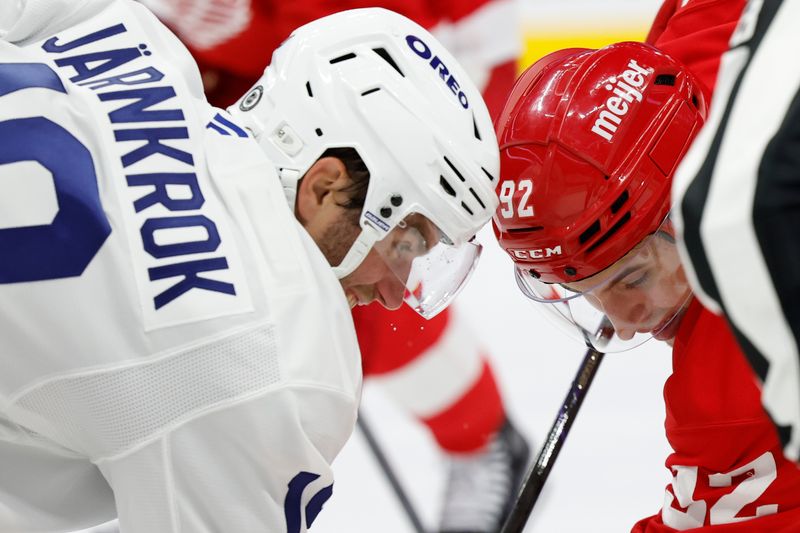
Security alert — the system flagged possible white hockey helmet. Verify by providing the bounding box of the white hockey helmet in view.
[228,8,500,317]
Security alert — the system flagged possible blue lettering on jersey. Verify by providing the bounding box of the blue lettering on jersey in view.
[54,46,146,83]
[0,64,111,283]
[80,67,165,91]
[148,258,235,310]
[115,127,193,167]
[39,23,239,310]
[284,472,334,533]
[100,86,184,123]
[126,172,204,212]
[141,215,221,259]
[42,23,127,53]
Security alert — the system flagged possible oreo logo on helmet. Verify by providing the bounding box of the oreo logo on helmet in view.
[406,35,469,109]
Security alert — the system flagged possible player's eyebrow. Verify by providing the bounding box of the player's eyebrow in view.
[606,265,644,290]
[561,263,643,293]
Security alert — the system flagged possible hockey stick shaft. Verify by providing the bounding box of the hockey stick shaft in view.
[499,345,605,533]
[357,412,428,533]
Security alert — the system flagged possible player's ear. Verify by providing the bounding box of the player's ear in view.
[295,157,350,224]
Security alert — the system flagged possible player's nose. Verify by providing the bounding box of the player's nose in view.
[376,273,405,310]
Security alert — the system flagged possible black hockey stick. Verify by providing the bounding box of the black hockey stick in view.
[357,411,428,533]
[499,321,613,533]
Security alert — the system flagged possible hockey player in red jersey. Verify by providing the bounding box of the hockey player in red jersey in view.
[135,1,529,532]
[493,1,800,530]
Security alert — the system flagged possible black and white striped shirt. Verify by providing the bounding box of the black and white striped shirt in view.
[672,0,800,460]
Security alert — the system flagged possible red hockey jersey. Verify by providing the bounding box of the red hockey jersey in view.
[633,300,800,531]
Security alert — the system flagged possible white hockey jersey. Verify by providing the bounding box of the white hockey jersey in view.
[0,1,362,532]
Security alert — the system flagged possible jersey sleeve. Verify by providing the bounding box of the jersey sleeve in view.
[649,0,747,99]
[631,302,800,531]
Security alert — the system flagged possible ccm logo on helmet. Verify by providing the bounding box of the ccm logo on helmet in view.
[510,246,562,260]
[591,59,652,142]
[406,35,469,109]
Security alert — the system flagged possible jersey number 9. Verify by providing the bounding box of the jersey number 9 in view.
[0,63,111,283]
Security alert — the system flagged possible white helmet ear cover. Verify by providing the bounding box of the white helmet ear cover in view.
[228,8,500,306]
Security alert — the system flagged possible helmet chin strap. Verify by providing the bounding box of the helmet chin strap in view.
[332,226,381,279]
[278,164,384,280]
[278,167,302,209]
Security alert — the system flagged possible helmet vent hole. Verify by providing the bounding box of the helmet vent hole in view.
[330,52,357,64]
[481,167,496,182]
[440,176,457,197]
[361,87,381,96]
[654,74,676,86]
[472,113,482,140]
[691,94,700,108]
[508,226,544,234]
[610,190,629,214]
[586,212,632,254]
[579,220,601,244]
[461,201,474,216]
[306,82,314,97]
[443,156,466,182]
[469,187,486,209]
[315,128,323,137]
[372,48,405,77]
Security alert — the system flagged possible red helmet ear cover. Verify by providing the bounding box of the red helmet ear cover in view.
[493,41,706,284]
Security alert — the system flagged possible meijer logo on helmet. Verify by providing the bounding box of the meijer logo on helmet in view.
[406,35,469,109]
[591,59,652,142]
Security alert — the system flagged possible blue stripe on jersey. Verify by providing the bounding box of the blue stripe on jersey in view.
[213,112,248,137]
[206,121,229,135]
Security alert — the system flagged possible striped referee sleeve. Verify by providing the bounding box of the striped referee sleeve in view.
[672,0,800,460]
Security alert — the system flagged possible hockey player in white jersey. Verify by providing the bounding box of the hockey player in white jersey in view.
[0,1,500,532]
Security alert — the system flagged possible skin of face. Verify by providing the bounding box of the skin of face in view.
[564,231,692,344]
[294,156,408,310]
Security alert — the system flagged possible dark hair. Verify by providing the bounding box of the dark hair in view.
[320,147,370,210]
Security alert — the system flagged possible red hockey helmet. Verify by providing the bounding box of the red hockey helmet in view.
[493,42,706,350]
[493,41,706,284]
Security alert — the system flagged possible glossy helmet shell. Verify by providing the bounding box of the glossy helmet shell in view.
[228,8,499,276]
[492,42,706,283]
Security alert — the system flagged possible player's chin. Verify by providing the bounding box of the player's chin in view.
[653,326,677,342]
[652,308,687,342]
